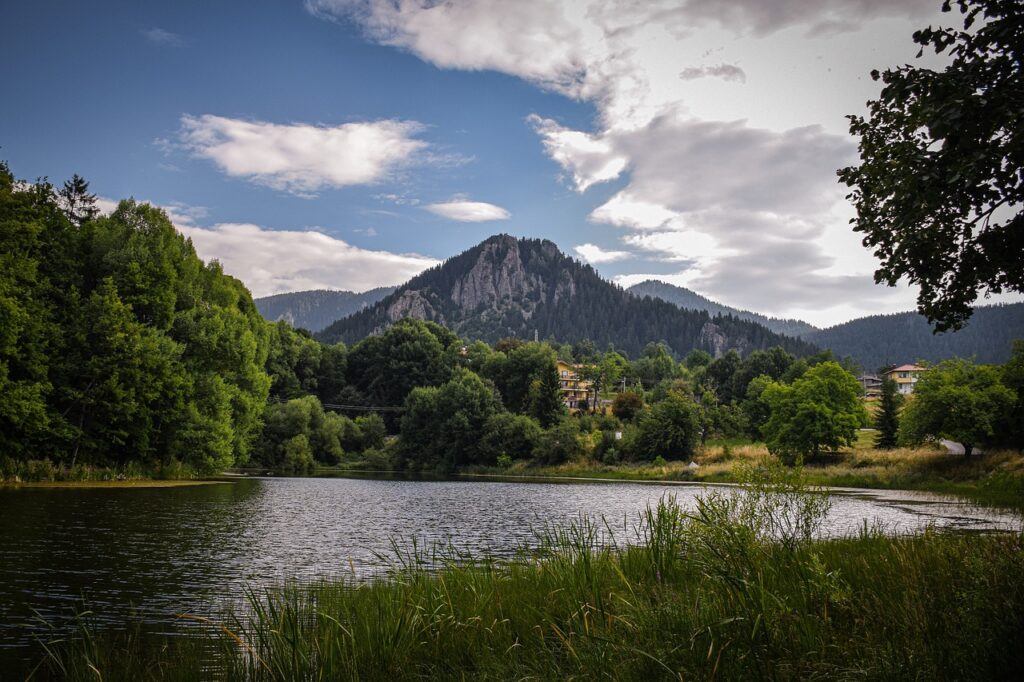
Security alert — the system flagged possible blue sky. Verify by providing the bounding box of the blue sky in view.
[3,0,1014,326]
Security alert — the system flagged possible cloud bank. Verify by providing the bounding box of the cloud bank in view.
[96,197,437,297]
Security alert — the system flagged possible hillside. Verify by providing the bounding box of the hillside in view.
[626,280,819,338]
[806,305,1024,371]
[255,287,395,332]
[627,279,1023,370]
[317,235,817,358]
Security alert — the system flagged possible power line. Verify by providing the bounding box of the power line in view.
[268,396,404,412]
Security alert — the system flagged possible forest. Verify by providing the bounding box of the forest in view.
[3,163,1022,481]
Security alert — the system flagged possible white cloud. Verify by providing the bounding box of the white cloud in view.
[94,197,436,296]
[177,114,429,196]
[528,115,629,190]
[588,193,679,230]
[574,243,631,264]
[425,199,510,222]
[142,27,185,47]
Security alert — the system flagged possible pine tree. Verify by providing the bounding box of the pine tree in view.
[58,174,98,226]
[530,359,564,427]
[874,377,902,449]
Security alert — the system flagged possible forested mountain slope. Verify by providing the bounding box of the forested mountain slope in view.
[806,304,1024,370]
[626,280,819,338]
[317,235,817,358]
[255,287,395,332]
[626,278,1023,370]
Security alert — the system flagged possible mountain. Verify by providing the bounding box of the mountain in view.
[629,279,1023,370]
[626,280,820,338]
[805,305,1024,371]
[255,287,395,332]
[316,234,817,358]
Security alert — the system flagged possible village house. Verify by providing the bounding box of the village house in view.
[883,364,928,395]
[556,359,592,410]
[858,374,883,397]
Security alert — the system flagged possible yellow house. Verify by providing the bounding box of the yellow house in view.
[884,364,927,395]
[556,360,593,410]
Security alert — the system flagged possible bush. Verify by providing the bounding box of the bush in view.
[533,418,584,465]
[480,413,542,464]
[634,392,701,461]
[612,391,644,421]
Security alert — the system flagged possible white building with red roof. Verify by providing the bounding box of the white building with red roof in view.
[883,364,928,395]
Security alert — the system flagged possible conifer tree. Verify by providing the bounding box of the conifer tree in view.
[874,377,902,449]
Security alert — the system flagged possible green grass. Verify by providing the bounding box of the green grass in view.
[21,465,1024,680]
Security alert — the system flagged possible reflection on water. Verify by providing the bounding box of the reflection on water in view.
[0,476,1019,650]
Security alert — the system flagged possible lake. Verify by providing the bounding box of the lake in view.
[0,476,1019,652]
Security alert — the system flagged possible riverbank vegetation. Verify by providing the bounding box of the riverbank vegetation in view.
[23,468,1024,680]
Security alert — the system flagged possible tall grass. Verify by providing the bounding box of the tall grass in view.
[24,466,1024,680]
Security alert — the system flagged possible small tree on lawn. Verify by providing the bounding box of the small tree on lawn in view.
[899,358,1014,456]
[874,377,903,449]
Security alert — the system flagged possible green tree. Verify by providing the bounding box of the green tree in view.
[354,413,386,450]
[398,369,501,471]
[1001,340,1024,449]
[611,391,644,422]
[480,412,542,463]
[899,358,1014,456]
[0,163,56,456]
[346,318,453,410]
[634,392,702,461]
[481,342,558,413]
[532,418,584,465]
[839,0,1023,331]
[740,374,774,439]
[529,358,564,427]
[762,362,868,464]
[874,377,904,449]
[57,174,98,226]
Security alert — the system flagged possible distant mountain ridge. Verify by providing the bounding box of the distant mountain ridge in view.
[316,234,817,358]
[626,280,820,338]
[255,287,395,332]
[806,305,1024,370]
[627,279,1023,370]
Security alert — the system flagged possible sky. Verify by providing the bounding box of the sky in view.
[3,0,1017,327]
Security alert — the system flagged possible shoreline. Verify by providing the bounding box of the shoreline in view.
[0,479,232,489]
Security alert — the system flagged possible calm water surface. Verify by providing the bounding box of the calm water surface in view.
[0,476,1019,650]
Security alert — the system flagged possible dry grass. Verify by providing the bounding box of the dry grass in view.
[497,433,1024,509]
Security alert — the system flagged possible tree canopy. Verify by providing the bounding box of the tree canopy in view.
[900,358,1015,455]
[762,362,868,463]
[839,0,1023,331]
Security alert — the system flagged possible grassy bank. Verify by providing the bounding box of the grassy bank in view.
[22,469,1024,680]
[473,433,1024,510]
[0,456,206,485]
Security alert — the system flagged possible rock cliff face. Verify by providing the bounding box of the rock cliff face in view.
[698,321,751,358]
[386,290,434,322]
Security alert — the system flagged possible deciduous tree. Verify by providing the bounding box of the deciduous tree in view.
[839,0,1023,330]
